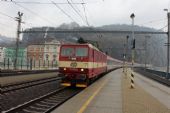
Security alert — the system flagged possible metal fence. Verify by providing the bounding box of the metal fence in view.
[145,68,170,79]
[0,58,58,70]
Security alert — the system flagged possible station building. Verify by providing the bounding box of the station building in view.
[0,47,5,67]
[27,40,61,68]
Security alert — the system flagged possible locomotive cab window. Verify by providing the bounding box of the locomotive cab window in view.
[61,47,74,56]
[75,47,88,57]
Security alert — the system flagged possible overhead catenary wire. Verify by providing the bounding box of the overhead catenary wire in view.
[70,0,81,13]
[0,1,58,32]
[80,0,103,49]
[21,21,38,30]
[0,11,15,20]
[0,22,16,37]
[69,0,90,26]
[0,11,19,30]
[139,18,167,26]
[67,0,87,26]
[168,0,170,10]
[11,1,58,26]
[0,20,15,27]
[0,7,33,29]
[81,0,90,26]
[0,0,85,5]
[0,0,86,26]
[51,1,76,23]
[0,22,16,31]
[158,25,168,31]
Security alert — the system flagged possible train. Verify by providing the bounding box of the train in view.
[58,43,122,87]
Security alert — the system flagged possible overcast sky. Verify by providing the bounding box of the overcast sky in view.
[0,0,170,38]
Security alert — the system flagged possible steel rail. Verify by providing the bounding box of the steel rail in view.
[1,76,61,93]
[135,68,170,86]
[3,87,82,113]
[0,69,58,77]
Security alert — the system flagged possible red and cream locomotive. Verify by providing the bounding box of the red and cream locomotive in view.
[58,43,107,87]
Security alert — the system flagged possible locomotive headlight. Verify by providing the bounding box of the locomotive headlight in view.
[81,68,84,71]
[64,68,66,70]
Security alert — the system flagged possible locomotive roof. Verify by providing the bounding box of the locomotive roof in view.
[61,43,100,51]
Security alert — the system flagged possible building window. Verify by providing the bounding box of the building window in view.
[46,54,49,60]
[39,55,42,59]
[31,48,34,51]
[36,47,40,51]
[53,55,56,61]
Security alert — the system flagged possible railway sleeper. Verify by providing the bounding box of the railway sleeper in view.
[30,105,48,111]
[23,108,43,113]
[35,103,51,108]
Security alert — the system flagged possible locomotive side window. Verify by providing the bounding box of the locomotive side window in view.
[61,47,74,56]
[75,47,88,57]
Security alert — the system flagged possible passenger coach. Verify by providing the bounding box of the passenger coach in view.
[58,43,107,87]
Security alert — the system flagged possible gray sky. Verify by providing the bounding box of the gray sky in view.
[0,0,170,38]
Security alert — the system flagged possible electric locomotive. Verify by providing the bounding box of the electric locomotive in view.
[58,43,107,87]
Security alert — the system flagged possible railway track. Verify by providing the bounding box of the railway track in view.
[1,76,61,93]
[1,67,120,112]
[135,68,170,86]
[3,87,82,113]
[1,76,62,111]
[0,69,58,77]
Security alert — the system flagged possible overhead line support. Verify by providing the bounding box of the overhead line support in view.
[14,11,23,70]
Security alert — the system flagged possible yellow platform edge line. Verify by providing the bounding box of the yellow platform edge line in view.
[77,79,108,113]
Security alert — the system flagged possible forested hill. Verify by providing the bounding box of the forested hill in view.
[21,22,167,66]
[0,34,15,47]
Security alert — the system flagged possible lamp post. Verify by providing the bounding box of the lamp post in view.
[126,35,129,62]
[123,42,126,73]
[130,13,135,69]
[125,35,129,76]
[130,13,135,88]
[164,9,170,79]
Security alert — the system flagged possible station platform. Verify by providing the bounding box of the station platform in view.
[52,69,170,113]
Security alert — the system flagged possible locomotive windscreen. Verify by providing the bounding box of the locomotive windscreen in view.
[61,46,88,57]
[75,48,88,57]
[61,47,74,56]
